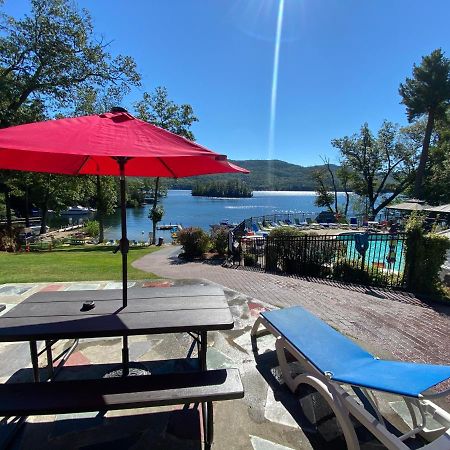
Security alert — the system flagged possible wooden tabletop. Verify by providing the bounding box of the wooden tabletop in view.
[0,285,234,342]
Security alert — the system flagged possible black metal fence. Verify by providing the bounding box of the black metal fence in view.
[237,233,407,288]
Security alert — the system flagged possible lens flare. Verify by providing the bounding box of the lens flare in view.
[267,0,285,186]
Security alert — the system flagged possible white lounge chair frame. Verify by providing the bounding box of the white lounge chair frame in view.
[251,315,450,450]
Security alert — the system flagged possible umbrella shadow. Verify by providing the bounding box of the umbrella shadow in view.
[3,409,202,450]
[168,255,226,267]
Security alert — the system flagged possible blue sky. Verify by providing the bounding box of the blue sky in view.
[4,0,450,166]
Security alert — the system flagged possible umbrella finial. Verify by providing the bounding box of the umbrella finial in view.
[110,106,128,113]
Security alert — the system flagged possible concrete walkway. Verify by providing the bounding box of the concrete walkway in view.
[134,246,450,369]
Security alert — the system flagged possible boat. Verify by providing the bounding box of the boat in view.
[210,220,238,231]
[157,224,182,231]
[28,225,50,235]
[60,206,96,216]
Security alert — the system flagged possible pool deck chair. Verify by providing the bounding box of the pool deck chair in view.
[251,307,450,450]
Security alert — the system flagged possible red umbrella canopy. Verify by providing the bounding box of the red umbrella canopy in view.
[0,110,249,177]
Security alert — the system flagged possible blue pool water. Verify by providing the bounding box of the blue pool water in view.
[337,234,405,272]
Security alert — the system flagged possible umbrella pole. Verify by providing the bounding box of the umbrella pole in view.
[118,158,129,308]
[118,157,130,375]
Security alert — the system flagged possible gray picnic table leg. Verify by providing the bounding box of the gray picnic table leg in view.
[45,340,54,379]
[29,340,39,382]
[122,336,129,376]
[199,331,207,371]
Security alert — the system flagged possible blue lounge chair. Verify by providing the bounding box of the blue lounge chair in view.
[251,223,268,237]
[251,306,450,450]
[257,221,271,232]
[293,217,308,228]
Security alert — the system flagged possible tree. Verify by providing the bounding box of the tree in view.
[332,121,417,219]
[134,87,198,140]
[81,175,117,243]
[135,87,199,240]
[0,99,46,231]
[312,158,351,217]
[148,177,160,245]
[399,49,450,199]
[28,173,85,233]
[0,0,140,233]
[0,0,140,127]
[423,115,450,205]
[312,168,335,213]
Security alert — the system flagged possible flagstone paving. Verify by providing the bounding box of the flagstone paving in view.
[0,245,448,449]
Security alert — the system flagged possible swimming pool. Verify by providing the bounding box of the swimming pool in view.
[336,233,406,273]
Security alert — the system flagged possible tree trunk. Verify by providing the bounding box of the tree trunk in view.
[96,176,104,243]
[24,186,30,228]
[413,109,435,200]
[344,191,350,217]
[40,206,48,235]
[4,190,12,234]
[151,177,160,245]
[368,200,376,221]
[40,185,50,235]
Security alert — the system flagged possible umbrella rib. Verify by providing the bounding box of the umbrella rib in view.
[76,155,91,174]
[157,157,177,178]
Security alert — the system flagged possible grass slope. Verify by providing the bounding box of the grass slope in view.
[0,246,160,284]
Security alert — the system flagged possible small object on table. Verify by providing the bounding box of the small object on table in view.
[80,300,95,311]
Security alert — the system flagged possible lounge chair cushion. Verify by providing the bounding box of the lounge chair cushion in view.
[262,307,450,398]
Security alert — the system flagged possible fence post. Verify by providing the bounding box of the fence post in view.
[405,231,418,291]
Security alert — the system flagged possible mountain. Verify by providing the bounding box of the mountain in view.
[169,159,342,191]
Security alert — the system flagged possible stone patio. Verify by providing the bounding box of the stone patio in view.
[0,245,448,449]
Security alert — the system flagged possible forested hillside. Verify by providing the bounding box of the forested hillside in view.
[170,159,342,191]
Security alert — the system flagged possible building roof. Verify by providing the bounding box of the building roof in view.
[386,200,450,214]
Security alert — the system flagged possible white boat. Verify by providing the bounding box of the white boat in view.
[60,206,96,216]
[28,225,50,236]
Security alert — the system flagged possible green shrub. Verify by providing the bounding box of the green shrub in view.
[149,205,164,223]
[0,233,17,252]
[267,228,343,276]
[211,226,229,256]
[85,220,100,238]
[266,228,306,273]
[268,226,305,238]
[244,254,257,267]
[332,260,371,284]
[178,227,210,259]
[405,212,450,293]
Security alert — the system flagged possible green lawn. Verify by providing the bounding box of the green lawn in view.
[0,246,160,284]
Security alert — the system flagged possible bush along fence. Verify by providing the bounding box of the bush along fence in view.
[403,213,450,295]
[237,232,408,288]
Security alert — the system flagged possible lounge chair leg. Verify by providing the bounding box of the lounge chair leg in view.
[250,316,277,352]
[275,338,360,450]
[250,317,262,352]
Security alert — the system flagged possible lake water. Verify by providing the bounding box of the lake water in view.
[103,190,348,242]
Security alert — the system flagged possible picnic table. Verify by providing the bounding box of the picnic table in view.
[0,284,234,380]
[0,284,243,449]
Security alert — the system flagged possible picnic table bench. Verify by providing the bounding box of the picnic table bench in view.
[0,368,243,449]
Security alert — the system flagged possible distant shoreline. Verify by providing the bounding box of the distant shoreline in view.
[169,189,351,195]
